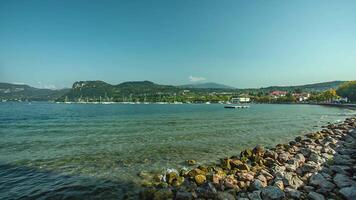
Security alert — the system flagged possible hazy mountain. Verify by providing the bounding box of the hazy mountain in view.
[0,83,70,101]
[180,82,235,89]
[259,81,346,92]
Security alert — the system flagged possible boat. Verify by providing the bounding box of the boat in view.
[224,105,250,109]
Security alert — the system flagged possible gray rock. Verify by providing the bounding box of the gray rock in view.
[294,153,305,164]
[250,179,264,191]
[339,186,356,200]
[247,190,262,200]
[196,182,217,198]
[300,148,312,157]
[330,165,351,175]
[175,191,193,200]
[300,161,320,174]
[309,152,324,164]
[261,186,285,200]
[285,187,302,199]
[278,152,290,163]
[308,172,335,193]
[217,191,236,200]
[309,173,325,186]
[334,154,352,165]
[333,173,355,188]
[303,185,315,192]
[283,172,303,189]
[308,191,325,200]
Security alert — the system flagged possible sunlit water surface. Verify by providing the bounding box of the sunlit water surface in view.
[0,102,354,199]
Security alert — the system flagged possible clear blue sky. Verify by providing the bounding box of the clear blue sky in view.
[0,0,355,89]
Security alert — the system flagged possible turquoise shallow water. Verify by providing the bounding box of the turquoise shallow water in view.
[0,102,354,199]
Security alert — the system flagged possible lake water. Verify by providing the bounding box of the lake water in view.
[0,102,354,199]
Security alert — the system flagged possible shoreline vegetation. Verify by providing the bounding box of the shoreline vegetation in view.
[138,117,356,200]
[1,81,355,105]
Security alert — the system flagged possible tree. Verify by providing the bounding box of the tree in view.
[336,81,356,102]
[318,89,338,102]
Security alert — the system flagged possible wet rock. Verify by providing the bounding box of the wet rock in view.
[217,191,236,200]
[212,173,223,184]
[264,150,278,160]
[194,174,206,185]
[229,159,243,169]
[261,186,285,200]
[248,190,262,200]
[333,173,355,188]
[285,187,302,199]
[186,159,196,165]
[339,186,356,200]
[166,171,180,184]
[153,188,174,200]
[237,163,250,171]
[172,177,185,187]
[253,145,265,156]
[308,191,325,200]
[188,168,206,178]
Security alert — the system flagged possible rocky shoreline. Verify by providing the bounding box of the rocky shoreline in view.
[139,117,356,200]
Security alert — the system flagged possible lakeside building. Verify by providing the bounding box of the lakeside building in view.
[270,91,288,99]
[293,93,310,102]
[231,97,251,103]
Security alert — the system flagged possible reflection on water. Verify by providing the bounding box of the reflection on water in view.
[0,103,354,199]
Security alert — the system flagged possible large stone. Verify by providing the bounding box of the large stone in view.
[175,191,193,200]
[334,154,352,165]
[248,190,262,200]
[285,187,302,199]
[153,188,174,200]
[216,191,236,200]
[261,186,285,200]
[194,174,206,185]
[283,172,303,189]
[224,175,238,189]
[309,173,335,192]
[308,191,325,200]
[294,154,306,164]
[333,173,355,188]
[278,152,290,163]
[237,172,254,181]
[309,152,324,164]
[339,186,356,200]
[196,182,217,199]
[250,179,264,191]
[299,161,320,174]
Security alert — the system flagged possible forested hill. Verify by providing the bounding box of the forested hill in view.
[0,80,348,102]
[0,83,69,101]
[56,80,181,102]
[253,81,346,93]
